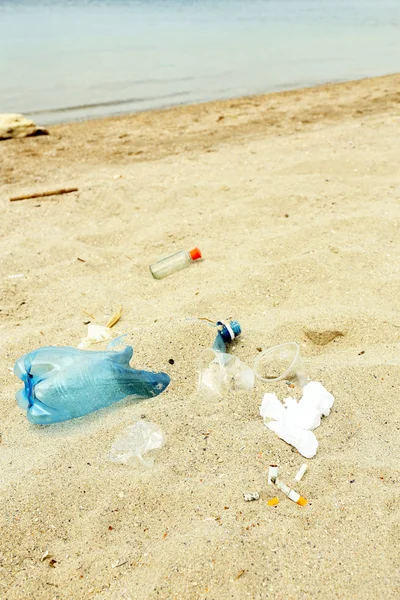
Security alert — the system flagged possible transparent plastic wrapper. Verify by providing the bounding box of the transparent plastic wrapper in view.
[253,342,307,388]
[198,320,255,397]
[108,420,165,467]
[14,346,170,425]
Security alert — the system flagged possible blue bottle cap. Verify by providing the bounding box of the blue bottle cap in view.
[217,320,241,343]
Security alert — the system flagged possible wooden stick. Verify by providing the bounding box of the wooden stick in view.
[83,310,96,320]
[9,187,78,202]
[106,306,122,329]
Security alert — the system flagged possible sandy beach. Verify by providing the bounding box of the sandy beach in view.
[1,74,400,599]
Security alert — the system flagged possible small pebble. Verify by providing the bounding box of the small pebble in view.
[243,492,260,502]
[168,359,175,365]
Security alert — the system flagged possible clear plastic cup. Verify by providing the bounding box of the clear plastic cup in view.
[253,342,307,388]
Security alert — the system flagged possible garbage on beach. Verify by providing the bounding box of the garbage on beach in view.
[254,342,307,388]
[150,247,202,279]
[268,464,279,485]
[14,346,170,425]
[78,324,113,349]
[267,465,307,506]
[260,381,335,458]
[198,320,254,397]
[243,492,260,502]
[275,478,307,506]
[78,307,123,349]
[294,463,308,482]
[267,497,279,506]
[108,420,165,467]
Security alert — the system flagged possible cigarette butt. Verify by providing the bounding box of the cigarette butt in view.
[288,489,301,503]
[275,479,307,507]
[267,497,279,506]
[275,479,290,496]
[268,464,279,485]
[294,464,308,482]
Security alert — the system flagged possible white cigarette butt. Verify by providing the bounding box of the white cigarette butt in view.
[294,464,308,482]
[268,465,279,485]
[274,478,307,506]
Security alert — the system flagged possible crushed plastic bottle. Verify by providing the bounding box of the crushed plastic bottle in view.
[198,320,255,397]
[108,420,165,467]
[14,346,170,425]
[150,247,202,279]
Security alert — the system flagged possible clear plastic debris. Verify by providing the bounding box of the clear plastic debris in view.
[108,420,165,467]
[198,320,254,397]
[253,342,307,388]
[150,247,202,279]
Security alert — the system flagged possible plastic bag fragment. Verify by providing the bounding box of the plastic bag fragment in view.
[14,346,170,425]
[108,420,165,467]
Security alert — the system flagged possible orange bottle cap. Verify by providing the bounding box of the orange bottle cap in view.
[189,247,202,261]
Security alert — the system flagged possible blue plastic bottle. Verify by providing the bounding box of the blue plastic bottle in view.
[14,345,170,425]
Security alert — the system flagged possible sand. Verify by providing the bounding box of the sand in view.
[1,74,400,599]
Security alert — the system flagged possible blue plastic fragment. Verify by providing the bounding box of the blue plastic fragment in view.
[14,345,170,425]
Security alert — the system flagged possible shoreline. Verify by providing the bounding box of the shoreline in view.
[2,72,400,191]
[24,71,399,127]
[48,71,400,134]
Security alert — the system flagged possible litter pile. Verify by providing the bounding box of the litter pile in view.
[268,464,308,507]
[11,246,337,495]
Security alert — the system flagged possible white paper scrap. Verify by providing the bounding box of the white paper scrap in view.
[260,382,335,458]
[78,324,112,349]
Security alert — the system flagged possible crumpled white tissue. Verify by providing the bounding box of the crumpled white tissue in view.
[260,381,335,458]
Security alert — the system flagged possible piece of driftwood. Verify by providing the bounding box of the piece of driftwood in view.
[9,187,78,202]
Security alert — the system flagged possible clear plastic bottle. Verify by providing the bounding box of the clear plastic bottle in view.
[150,247,202,279]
